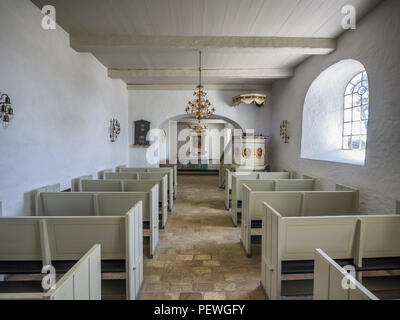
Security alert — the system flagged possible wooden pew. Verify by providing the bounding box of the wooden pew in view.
[115,165,127,172]
[138,172,173,211]
[313,249,379,300]
[261,203,400,300]
[34,184,158,258]
[241,184,359,257]
[81,179,168,228]
[0,244,102,300]
[0,203,143,300]
[147,168,176,200]
[71,174,93,192]
[121,168,175,203]
[97,169,113,179]
[225,171,292,211]
[231,178,315,227]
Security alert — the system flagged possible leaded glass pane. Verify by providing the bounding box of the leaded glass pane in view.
[352,121,361,135]
[344,109,352,122]
[352,136,360,149]
[353,107,361,121]
[361,120,368,135]
[353,93,362,106]
[360,135,367,150]
[361,105,369,120]
[344,122,352,135]
[343,136,351,150]
[344,95,352,109]
[343,71,369,151]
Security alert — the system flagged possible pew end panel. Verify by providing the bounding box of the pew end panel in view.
[71,175,93,192]
[125,201,144,300]
[336,184,360,213]
[97,169,113,180]
[34,184,61,216]
[45,244,102,300]
[313,249,379,300]
[115,165,127,172]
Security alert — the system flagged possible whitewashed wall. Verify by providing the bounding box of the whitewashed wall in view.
[270,0,400,213]
[128,89,271,166]
[0,1,129,216]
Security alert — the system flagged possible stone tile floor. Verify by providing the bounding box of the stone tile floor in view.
[139,174,265,300]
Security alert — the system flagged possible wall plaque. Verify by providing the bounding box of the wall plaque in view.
[134,120,150,146]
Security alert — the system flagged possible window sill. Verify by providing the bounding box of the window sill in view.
[301,150,366,166]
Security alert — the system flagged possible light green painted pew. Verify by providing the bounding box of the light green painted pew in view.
[81,179,168,228]
[231,177,316,226]
[0,244,101,300]
[261,202,400,300]
[0,203,143,300]
[34,184,158,258]
[241,184,360,257]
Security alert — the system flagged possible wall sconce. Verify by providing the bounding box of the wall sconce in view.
[0,93,14,128]
[280,120,290,143]
[109,118,121,142]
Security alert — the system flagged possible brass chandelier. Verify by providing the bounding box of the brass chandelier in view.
[185,51,215,131]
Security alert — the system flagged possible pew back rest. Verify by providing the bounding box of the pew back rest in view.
[275,179,315,191]
[97,192,151,221]
[36,189,157,222]
[120,168,147,173]
[302,192,357,216]
[124,180,158,192]
[313,249,378,300]
[0,218,43,261]
[34,184,61,216]
[81,180,122,192]
[104,172,138,180]
[39,193,96,216]
[46,244,101,300]
[361,215,400,258]
[250,191,303,219]
[259,172,290,179]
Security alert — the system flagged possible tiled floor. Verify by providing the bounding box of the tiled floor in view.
[139,174,265,300]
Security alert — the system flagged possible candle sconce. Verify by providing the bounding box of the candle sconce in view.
[280,120,290,143]
[109,118,121,142]
[0,93,14,128]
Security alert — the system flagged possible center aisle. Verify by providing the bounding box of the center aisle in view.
[139,174,264,300]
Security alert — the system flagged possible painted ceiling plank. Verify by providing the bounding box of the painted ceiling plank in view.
[109,68,294,80]
[71,35,336,55]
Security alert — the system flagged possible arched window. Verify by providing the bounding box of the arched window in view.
[342,71,369,150]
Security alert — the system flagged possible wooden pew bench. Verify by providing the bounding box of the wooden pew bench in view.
[225,171,292,211]
[138,172,173,211]
[0,203,143,300]
[231,177,315,227]
[108,170,174,211]
[34,184,159,258]
[261,202,400,300]
[241,184,359,257]
[0,244,101,300]
[81,178,168,228]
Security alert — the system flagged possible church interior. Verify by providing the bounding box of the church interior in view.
[0,0,399,302]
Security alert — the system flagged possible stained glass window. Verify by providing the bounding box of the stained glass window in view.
[343,71,369,150]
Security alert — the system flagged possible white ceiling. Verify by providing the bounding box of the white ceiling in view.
[31,0,383,88]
